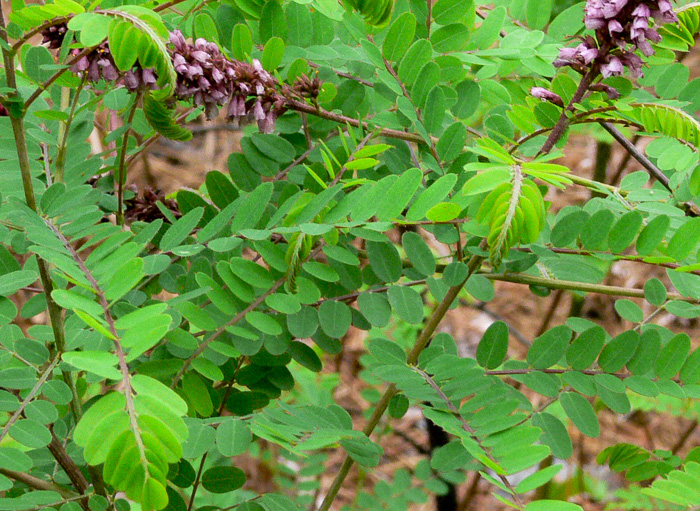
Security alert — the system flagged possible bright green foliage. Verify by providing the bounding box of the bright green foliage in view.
[3,0,700,510]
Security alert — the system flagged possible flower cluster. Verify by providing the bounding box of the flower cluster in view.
[125,186,181,222]
[70,42,120,82]
[169,30,283,130]
[40,24,307,133]
[41,23,68,49]
[554,0,677,78]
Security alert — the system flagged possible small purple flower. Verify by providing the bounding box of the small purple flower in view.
[601,56,624,77]
[608,19,624,35]
[530,87,564,107]
[602,0,628,18]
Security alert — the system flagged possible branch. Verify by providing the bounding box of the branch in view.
[314,247,486,511]
[284,98,433,146]
[599,121,700,217]
[0,469,77,499]
[0,358,59,445]
[481,271,698,303]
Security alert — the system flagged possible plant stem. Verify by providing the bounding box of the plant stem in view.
[538,69,596,155]
[55,78,87,182]
[481,271,696,302]
[0,469,77,498]
[0,0,84,430]
[116,93,142,226]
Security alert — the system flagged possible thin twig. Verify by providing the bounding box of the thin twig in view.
[480,271,697,303]
[599,121,700,216]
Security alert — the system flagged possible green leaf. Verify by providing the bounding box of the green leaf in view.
[476,321,509,369]
[560,392,599,438]
[52,289,103,318]
[525,501,583,511]
[261,36,285,71]
[368,338,407,365]
[614,299,644,323]
[644,278,667,306]
[608,211,643,253]
[627,329,661,375]
[462,169,511,196]
[598,330,640,372]
[318,300,352,338]
[667,218,700,261]
[423,86,446,135]
[470,6,505,49]
[636,214,670,255]
[382,12,416,62]
[406,174,458,220]
[159,208,203,251]
[143,94,193,141]
[104,258,144,301]
[431,23,470,52]
[426,202,461,222]
[532,412,573,459]
[376,167,423,220]
[216,420,252,457]
[9,419,51,448]
[681,348,700,385]
[230,182,274,234]
[121,314,171,361]
[287,306,319,338]
[398,39,432,87]
[206,171,239,210]
[289,341,322,371]
[527,325,571,369]
[387,285,424,324]
[366,240,402,283]
[566,326,605,370]
[526,0,551,29]
[259,0,286,42]
[452,79,480,119]
[515,465,562,494]
[0,270,37,296]
[655,333,691,379]
[231,23,253,60]
[402,232,436,277]
[433,0,473,24]
[551,211,588,247]
[250,133,295,164]
[201,466,246,494]
[62,351,122,380]
[357,293,392,327]
[436,122,467,162]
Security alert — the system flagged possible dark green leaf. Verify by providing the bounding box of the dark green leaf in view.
[655,333,691,379]
[387,285,424,324]
[476,321,509,369]
[527,325,571,369]
[201,466,246,494]
[560,392,599,438]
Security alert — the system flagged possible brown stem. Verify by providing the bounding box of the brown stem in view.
[47,432,90,511]
[285,98,433,146]
[116,93,142,226]
[538,70,596,155]
[0,468,77,498]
